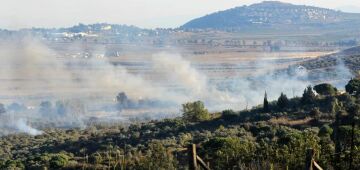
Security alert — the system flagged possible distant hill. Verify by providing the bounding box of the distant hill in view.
[181,1,360,31]
[22,23,150,36]
[60,23,144,34]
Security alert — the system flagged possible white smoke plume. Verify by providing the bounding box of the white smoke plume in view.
[0,36,355,135]
[15,119,43,136]
[0,113,43,136]
[152,53,208,95]
[151,53,238,106]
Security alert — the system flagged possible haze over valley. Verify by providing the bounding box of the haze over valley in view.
[0,1,360,169]
[0,1,359,133]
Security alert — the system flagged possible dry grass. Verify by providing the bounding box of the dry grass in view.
[269,117,313,126]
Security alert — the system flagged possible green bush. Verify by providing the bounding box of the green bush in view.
[346,78,360,95]
[314,83,338,96]
[221,109,238,120]
[319,124,333,137]
[136,141,177,170]
[203,137,256,169]
[89,152,103,164]
[2,160,25,170]
[182,101,209,122]
[49,154,69,169]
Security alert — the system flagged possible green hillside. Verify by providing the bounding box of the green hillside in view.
[1,79,360,169]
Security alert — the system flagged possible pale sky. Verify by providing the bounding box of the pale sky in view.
[1,0,359,30]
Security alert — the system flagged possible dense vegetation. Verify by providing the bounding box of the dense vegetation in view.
[1,79,360,169]
[300,46,360,76]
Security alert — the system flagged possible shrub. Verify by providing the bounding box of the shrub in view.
[319,124,333,137]
[2,160,25,169]
[49,154,69,169]
[182,101,209,122]
[203,137,256,169]
[314,83,338,96]
[221,109,238,120]
[141,141,177,170]
[309,108,322,119]
[89,152,103,164]
[345,78,360,95]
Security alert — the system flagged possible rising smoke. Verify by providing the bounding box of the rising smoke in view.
[15,119,43,136]
[0,37,354,135]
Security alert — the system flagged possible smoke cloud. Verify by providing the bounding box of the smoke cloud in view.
[15,119,43,136]
[0,37,354,135]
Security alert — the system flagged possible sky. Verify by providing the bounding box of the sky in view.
[1,0,360,30]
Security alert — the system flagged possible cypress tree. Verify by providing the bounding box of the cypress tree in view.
[263,91,270,112]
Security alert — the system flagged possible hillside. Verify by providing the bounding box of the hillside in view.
[0,80,359,169]
[300,46,360,76]
[181,1,360,31]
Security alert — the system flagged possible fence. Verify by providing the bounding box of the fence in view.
[188,145,324,170]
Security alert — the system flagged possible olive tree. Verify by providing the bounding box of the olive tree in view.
[314,83,338,96]
[182,101,209,122]
[346,78,360,96]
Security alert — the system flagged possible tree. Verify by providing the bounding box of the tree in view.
[7,103,26,112]
[116,92,130,109]
[89,152,103,164]
[347,104,360,170]
[141,141,177,170]
[182,101,209,122]
[49,154,69,168]
[203,137,256,169]
[55,101,66,116]
[301,86,316,104]
[319,124,333,137]
[328,97,341,117]
[345,78,360,96]
[39,101,53,115]
[263,91,270,112]
[309,108,322,119]
[314,83,338,96]
[2,160,24,169]
[0,103,5,115]
[277,92,289,109]
[221,109,237,120]
[332,110,350,169]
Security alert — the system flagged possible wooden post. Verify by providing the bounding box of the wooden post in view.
[188,144,198,170]
[197,155,211,170]
[305,148,314,170]
[313,161,323,170]
[122,155,125,170]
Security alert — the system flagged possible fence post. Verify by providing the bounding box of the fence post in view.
[188,144,198,170]
[305,148,314,170]
[197,155,211,170]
